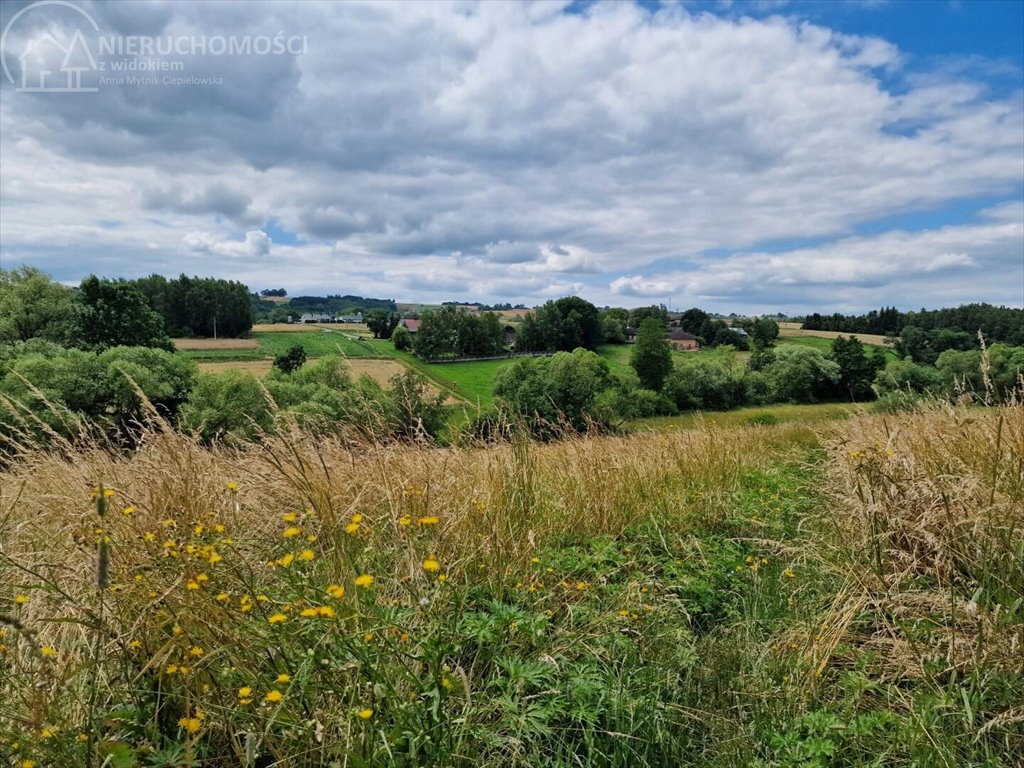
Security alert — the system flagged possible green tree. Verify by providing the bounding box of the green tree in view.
[273,344,307,374]
[629,305,669,329]
[494,348,620,431]
[829,336,884,401]
[366,310,400,339]
[71,276,172,350]
[391,325,412,351]
[630,318,673,391]
[602,313,627,344]
[0,266,74,344]
[179,371,274,443]
[764,346,841,403]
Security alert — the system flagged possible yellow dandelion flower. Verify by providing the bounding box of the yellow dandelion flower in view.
[297,549,315,561]
[214,523,226,533]
[264,689,284,703]
[417,516,439,526]
[193,524,205,535]
[317,605,335,618]
[186,580,200,591]
[208,552,223,564]
[238,686,253,698]
[422,556,441,572]
[306,534,317,542]
[15,594,28,605]
[40,727,56,738]
[276,553,295,568]
[122,506,136,516]
[398,515,412,526]
[354,574,374,588]
[40,646,58,658]
[275,673,291,684]
[282,512,298,523]
[530,557,540,564]
[299,607,318,618]
[128,639,142,649]
[189,646,204,657]
[268,613,288,625]
[357,708,373,719]
[351,513,364,524]
[783,567,796,578]
[178,716,203,734]
[282,526,301,539]
[326,584,345,599]
[256,594,269,602]
[143,531,157,542]
[21,760,37,768]
[345,522,361,534]
[227,482,239,492]
[165,663,179,674]
[437,574,448,584]
[103,488,115,498]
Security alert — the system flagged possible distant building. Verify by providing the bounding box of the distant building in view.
[402,318,421,334]
[300,312,333,323]
[624,326,637,343]
[668,329,700,351]
[337,312,363,323]
[503,324,517,347]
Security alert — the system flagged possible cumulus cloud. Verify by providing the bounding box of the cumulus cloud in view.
[0,0,1020,309]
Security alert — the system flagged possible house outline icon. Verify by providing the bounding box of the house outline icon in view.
[17,28,98,92]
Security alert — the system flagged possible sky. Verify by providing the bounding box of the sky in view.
[0,0,1022,314]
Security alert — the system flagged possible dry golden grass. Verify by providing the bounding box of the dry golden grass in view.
[809,403,1024,697]
[171,338,259,350]
[196,360,275,376]
[777,323,891,346]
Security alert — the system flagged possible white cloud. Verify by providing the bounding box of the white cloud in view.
[0,1,1020,310]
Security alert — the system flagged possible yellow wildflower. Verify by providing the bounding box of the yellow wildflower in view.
[345,522,361,534]
[282,527,301,538]
[357,708,373,719]
[354,574,374,588]
[317,605,336,618]
[264,690,284,703]
[399,515,412,526]
[299,607,319,618]
[417,516,439,526]
[422,555,441,572]
[238,686,253,698]
[268,613,288,625]
[282,512,298,523]
[40,646,58,658]
[189,646,204,657]
[326,584,345,599]
[276,553,295,567]
[15,594,28,605]
[297,549,315,561]
[178,716,203,734]
[227,482,239,492]
[143,531,157,542]
[122,506,136,516]
[275,673,291,684]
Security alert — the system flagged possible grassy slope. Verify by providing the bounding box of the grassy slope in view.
[2,406,1019,766]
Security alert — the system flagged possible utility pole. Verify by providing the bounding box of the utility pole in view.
[213,312,218,340]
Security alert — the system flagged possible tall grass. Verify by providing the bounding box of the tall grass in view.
[0,401,1021,766]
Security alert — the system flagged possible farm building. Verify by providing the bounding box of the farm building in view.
[667,329,700,350]
[402,318,421,334]
[299,312,333,323]
[624,326,637,343]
